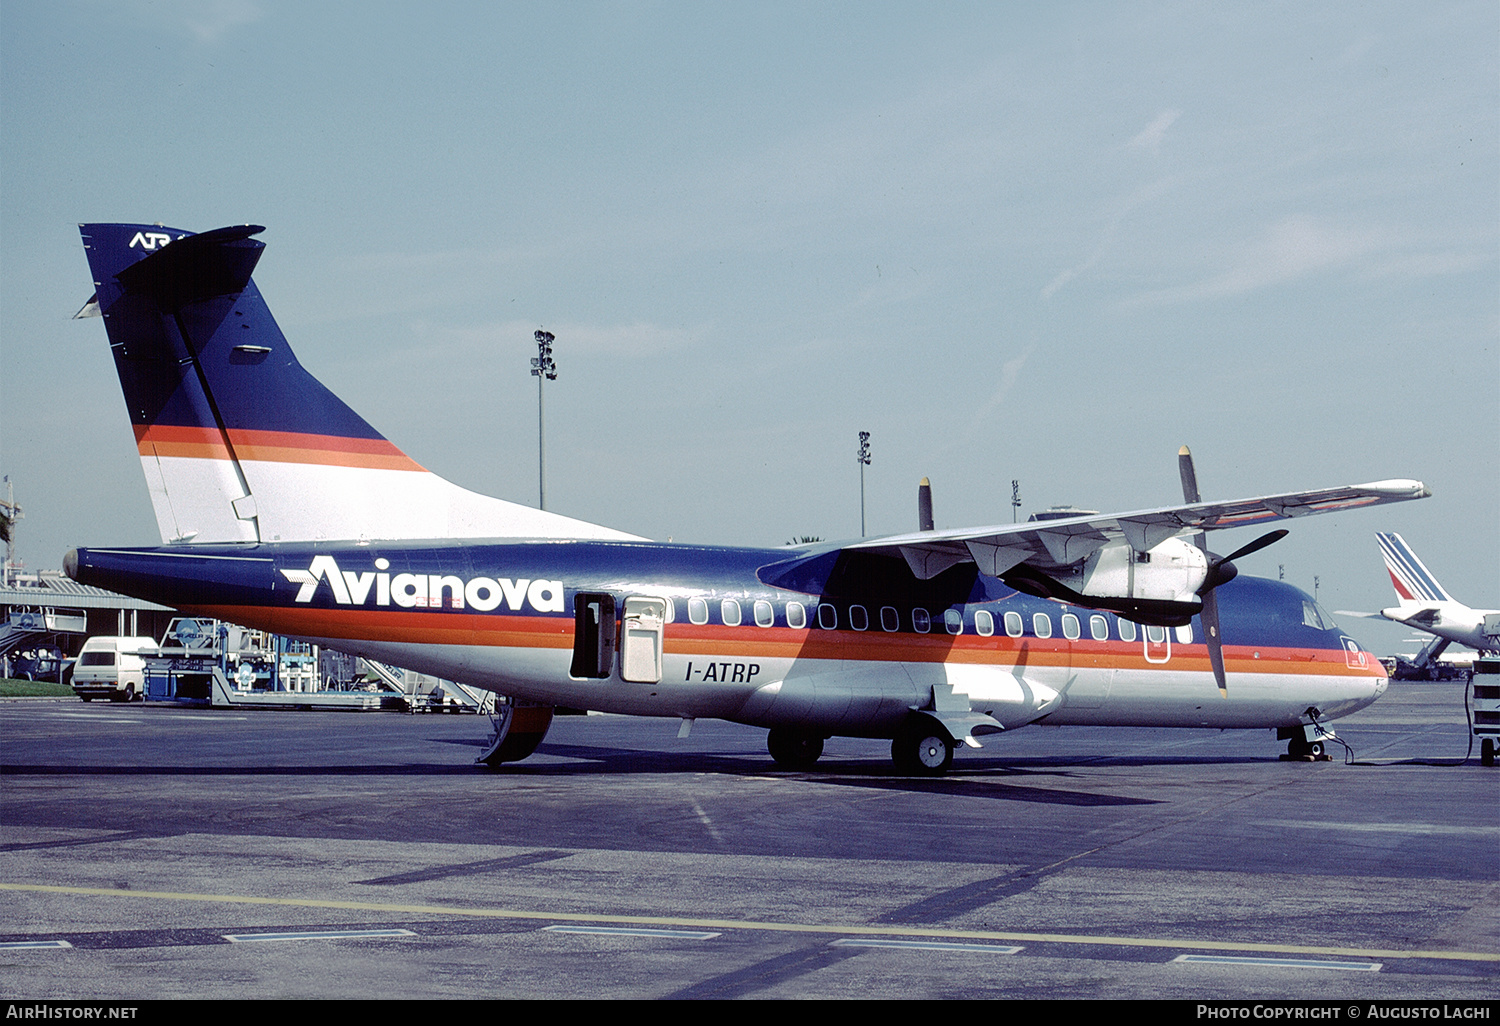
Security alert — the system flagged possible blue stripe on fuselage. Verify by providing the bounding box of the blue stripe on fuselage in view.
[70,539,1356,654]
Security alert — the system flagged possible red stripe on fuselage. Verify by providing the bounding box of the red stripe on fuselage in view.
[134,425,425,472]
[185,604,1385,678]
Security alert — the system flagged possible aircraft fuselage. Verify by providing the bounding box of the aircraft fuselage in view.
[67,539,1388,738]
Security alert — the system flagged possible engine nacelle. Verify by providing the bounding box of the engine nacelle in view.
[998,537,1210,627]
[1055,537,1208,604]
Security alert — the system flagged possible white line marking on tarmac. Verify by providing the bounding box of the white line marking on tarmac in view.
[223,929,415,943]
[690,800,724,844]
[1254,820,1499,836]
[543,925,720,940]
[0,939,72,949]
[832,938,1023,954]
[1173,954,1380,971]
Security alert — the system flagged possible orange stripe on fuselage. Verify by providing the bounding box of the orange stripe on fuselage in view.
[134,425,425,472]
[187,605,1385,679]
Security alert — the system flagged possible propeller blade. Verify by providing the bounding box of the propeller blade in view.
[1200,528,1291,593]
[1179,447,1228,695]
[1200,588,1227,697]
[1177,445,1201,504]
[1220,528,1289,565]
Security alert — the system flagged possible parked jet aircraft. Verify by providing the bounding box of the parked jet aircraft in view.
[1338,533,1500,667]
[65,223,1431,772]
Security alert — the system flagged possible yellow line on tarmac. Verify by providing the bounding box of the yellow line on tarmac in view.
[3,882,1496,963]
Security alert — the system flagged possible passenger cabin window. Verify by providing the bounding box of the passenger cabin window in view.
[1175,624,1193,644]
[1090,615,1108,641]
[754,600,774,628]
[786,602,807,629]
[912,608,931,633]
[688,597,709,625]
[1117,618,1137,642]
[1033,613,1053,638]
[818,604,838,630]
[1062,613,1081,640]
[849,605,869,631]
[880,606,900,632]
[1004,611,1023,637]
[1146,625,1166,644]
[721,599,742,627]
[975,610,994,637]
[944,609,963,635]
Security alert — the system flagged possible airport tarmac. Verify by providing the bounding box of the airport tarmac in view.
[1,681,1496,1001]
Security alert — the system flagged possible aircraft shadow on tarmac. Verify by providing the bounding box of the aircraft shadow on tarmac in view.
[2,740,1168,805]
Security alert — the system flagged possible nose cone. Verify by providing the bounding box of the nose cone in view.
[63,549,79,580]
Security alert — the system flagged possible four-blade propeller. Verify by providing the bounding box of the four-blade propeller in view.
[1178,446,1287,696]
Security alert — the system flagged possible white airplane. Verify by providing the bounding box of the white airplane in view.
[1339,533,1500,666]
[65,223,1432,772]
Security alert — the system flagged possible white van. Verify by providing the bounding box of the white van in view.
[71,636,157,702]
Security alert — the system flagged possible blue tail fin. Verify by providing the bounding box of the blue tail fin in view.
[79,223,638,545]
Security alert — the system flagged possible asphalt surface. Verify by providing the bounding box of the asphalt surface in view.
[1,681,1496,1000]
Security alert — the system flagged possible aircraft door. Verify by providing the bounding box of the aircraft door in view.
[570,592,616,680]
[620,596,667,683]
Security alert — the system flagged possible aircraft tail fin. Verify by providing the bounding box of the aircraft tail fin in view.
[1375,532,1452,607]
[78,223,638,545]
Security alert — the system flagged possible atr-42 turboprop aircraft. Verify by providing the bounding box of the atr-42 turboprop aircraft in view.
[66,223,1431,773]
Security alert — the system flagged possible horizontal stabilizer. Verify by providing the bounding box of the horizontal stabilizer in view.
[115,225,266,311]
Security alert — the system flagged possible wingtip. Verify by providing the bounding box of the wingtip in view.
[1355,479,1430,498]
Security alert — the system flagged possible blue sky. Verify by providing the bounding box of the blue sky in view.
[2,1,1495,656]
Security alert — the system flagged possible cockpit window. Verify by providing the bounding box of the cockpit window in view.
[1302,600,1331,630]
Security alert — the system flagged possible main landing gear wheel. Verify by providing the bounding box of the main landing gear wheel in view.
[892,729,954,776]
[767,729,824,770]
[1482,738,1495,767]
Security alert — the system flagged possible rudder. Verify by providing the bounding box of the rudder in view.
[1375,531,1451,606]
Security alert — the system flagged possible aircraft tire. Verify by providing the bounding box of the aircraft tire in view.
[767,729,824,770]
[892,728,953,777]
[1482,738,1495,767]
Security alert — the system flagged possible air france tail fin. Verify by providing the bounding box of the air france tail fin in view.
[1375,532,1452,607]
[78,223,639,545]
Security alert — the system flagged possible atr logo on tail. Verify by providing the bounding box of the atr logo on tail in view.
[128,231,181,251]
[279,555,564,612]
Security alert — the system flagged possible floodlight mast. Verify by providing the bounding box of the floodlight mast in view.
[530,330,556,510]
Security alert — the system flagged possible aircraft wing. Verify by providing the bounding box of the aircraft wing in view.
[839,479,1430,580]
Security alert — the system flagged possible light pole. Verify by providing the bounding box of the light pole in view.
[530,330,556,510]
[1011,479,1021,523]
[857,432,871,537]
